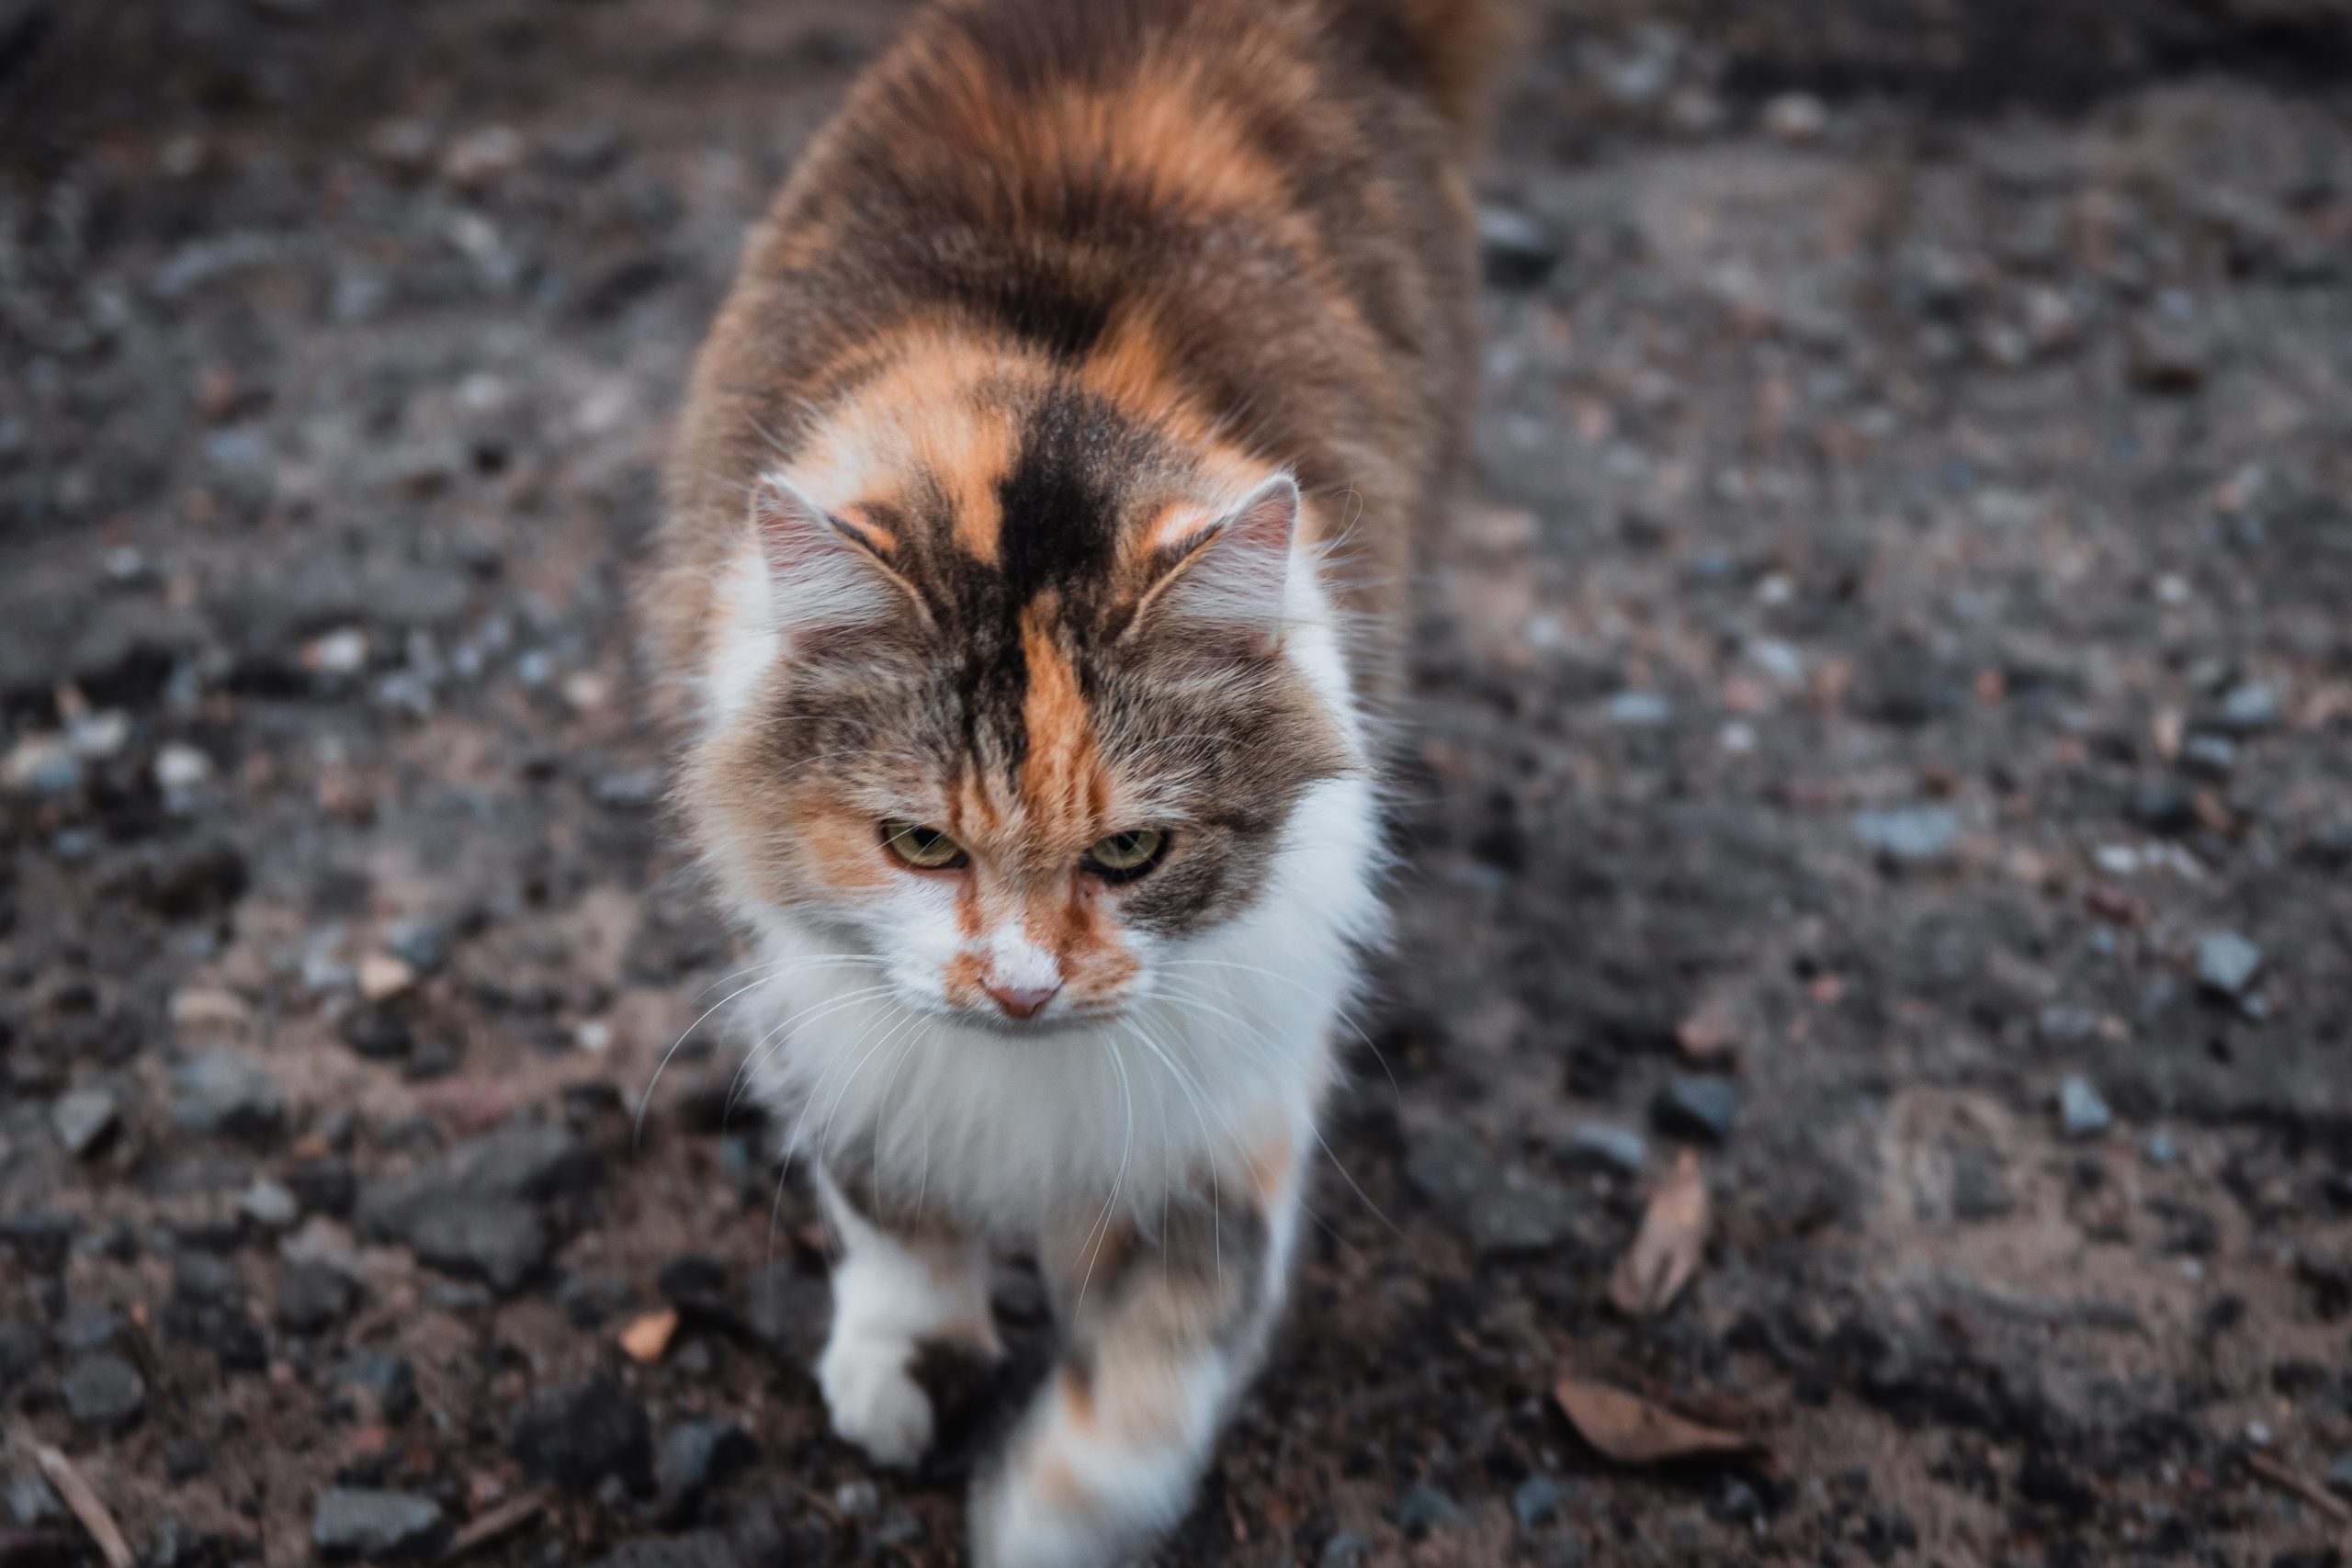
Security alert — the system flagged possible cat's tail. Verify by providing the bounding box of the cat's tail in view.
[1346,0,1522,139]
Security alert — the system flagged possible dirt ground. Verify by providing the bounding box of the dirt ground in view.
[4,2,2351,1564]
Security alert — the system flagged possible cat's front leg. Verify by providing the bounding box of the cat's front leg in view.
[971,1134,1303,1568]
[815,1165,999,1468]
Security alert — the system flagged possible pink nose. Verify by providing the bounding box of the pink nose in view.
[983,979,1061,1020]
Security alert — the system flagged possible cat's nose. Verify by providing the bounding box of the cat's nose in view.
[983,977,1061,1020]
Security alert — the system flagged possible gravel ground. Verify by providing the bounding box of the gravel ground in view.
[4,3,2351,1565]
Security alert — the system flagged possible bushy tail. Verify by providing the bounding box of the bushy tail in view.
[1347,0,1521,136]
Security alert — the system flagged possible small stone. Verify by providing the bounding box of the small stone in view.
[384,919,453,975]
[510,1377,653,1494]
[1468,1179,1575,1257]
[290,1156,358,1216]
[2143,1129,2179,1168]
[2036,1006,2099,1047]
[339,1003,413,1060]
[656,1419,758,1499]
[1396,1483,1462,1533]
[2126,313,2209,392]
[2194,931,2264,998]
[171,1049,284,1141]
[2181,735,2236,780]
[312,1488,447,1561]
[51,1086,121,1156]
[2307,816,2352,869]
[1853,806,1962,867]
[1319,1535,1373,1566]
[1761,92,1828,142]
[440,125,526,189]
[62,1351,146,1432]
[302,627,369,677]
[334,1351,419,1424]
[238,1178,300,1230]
[1652,1075,1739,1144]
[154,743,214,794]
[1604,691,1673,728]
[5,1472,67,1529]
[2058,1076,2112,1141]
[4,734,84,796]
[592,768,664,809]
[2213,682,2279,734]
[2126,780,2197,836]
[357,953,416,1002]
[1556,1121,1646,1177]
[1477,205,1559,289]
[832,1480,879,1520]
[1513,1474,1567,1530]
[405,1201,548,1296]
[57,1306,125,1352]
[278,1262,361,1333]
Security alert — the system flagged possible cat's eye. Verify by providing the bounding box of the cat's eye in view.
[1082,829,1168,881]
[880,820,967,870]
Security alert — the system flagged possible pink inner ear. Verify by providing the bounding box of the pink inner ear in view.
[752,475,901,633]
[1141,474,1299,642]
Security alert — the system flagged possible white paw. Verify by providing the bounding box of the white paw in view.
[819,1333,934,1467]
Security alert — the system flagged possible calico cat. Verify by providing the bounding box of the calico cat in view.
[642,0,1501,1560]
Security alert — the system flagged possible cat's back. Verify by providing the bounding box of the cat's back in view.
[652,0,1500,701]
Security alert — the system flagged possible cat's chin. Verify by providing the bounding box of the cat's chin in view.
[916,1001,1130,1040]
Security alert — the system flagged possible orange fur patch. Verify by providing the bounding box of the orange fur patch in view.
[1017,599,1103,838]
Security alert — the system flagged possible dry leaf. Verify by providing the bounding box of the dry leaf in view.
[1554,1378,1758,1465]
[1608,1150,1710,1317]
[619,1309,679,1363]
[1675,998,1740,1064]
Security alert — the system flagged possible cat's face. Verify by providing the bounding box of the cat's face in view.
[688,363,1351,1032]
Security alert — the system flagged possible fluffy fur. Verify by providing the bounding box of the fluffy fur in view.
[641,0,1497,1560]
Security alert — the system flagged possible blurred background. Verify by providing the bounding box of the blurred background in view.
[2,2,2349,1564]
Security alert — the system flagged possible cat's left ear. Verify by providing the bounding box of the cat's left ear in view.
[1131,474,1298,650]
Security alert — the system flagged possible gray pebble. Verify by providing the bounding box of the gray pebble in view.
[2059,1076,2112,1140]
[1852,806,1961,866]
[239,1178,300,1230]
[2194,931,2264,998]
[1556,1121,1646,1177]
[656,1418,758,1499]
[1652,1075,1740,1144]
[2143,1129,2179,1168]
[51,1086,121,1157]
[62,1351,146,1432]
[2214,682,2279,733]
[4,1472,68,1529]
[1395,1483,1461,1532]
[335,1351,420,1424]
[171,1050,284,1142]
[1513,1473,1567,1530]
[312,1489,447,1561]
[2035,1006,2098,1047]
[1604,691,1674,728]
[2181,735,2236,780]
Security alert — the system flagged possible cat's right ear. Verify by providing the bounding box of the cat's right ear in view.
[752,475,919,635]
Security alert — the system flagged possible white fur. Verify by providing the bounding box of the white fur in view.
[814,1169,998,1467]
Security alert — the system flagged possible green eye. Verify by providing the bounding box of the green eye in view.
[1082,829,1167,880]
[881,820,966,870]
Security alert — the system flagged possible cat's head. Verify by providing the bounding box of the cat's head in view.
[684,347,1359,1031]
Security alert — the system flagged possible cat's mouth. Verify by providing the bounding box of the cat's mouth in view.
[919,998,1130,1038]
